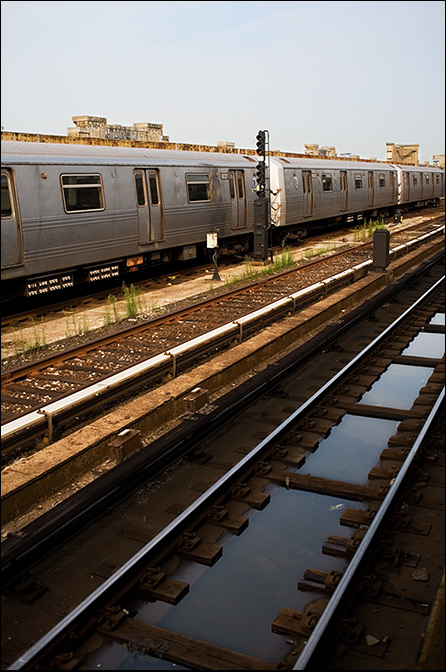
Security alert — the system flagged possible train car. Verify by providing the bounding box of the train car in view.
[1,141,259,296]
[269,157,399,237]
[394,164,444,206]
[1,140,444,298]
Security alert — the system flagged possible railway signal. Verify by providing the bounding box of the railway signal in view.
[256,161,266,190]
[256,131,266,156]
[253,129,271,261]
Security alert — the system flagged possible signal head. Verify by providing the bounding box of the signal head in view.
[256,130,266,156]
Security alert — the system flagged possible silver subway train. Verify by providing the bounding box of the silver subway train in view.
[1,140,444,297]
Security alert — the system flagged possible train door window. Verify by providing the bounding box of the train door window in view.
[148,173,159,206]
[340,171,348,210]
[436,175,440,185]
[61,174,105,212]
[413,174,418,187]
[390,172,396,198]
[354,174,363,189]
[1,172,13,218]
[228,173,235,199]
[322,174,333,192]
[134,172,147,206]
[425,174,430,184]
[186,174,210,202]
[236,172,244,199]
[302,171,314,217]
[379,174,386,188]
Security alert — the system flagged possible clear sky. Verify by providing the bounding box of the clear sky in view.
[1,0,444,163]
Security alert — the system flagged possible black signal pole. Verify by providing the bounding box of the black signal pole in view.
[253,130,271,261]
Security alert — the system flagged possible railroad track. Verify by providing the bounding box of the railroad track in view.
[1,220,444,455]
[1,257,444,670]
[1,209,441,329]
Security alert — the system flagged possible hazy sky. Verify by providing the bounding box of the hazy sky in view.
[1,1,445,163]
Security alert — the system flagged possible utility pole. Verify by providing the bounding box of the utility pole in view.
[253,130,271,261]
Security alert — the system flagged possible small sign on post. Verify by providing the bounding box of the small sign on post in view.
[206,233,218,249]
[207,232,222,281]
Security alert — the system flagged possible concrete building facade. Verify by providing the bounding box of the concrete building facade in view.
[68,116,169,143]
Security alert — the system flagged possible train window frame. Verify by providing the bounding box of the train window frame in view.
[413,174,419,187]
[425,174,430,184]
[134,171,147,207]
[186,173,211,202]
[237,172,244,199]
[1,171,14,219]
[354,173,363,190]
[378,173,386,188]
[148,173,160,206]
[436,174,440,184]
[322,174,333,192]
[228,173,235,199]
[60,173,105,213]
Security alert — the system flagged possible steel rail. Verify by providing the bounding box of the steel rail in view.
[293,387,445,670]
[6,274,444,671]
[2,227,443,451]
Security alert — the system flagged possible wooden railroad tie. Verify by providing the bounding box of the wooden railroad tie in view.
[97,615,279,669]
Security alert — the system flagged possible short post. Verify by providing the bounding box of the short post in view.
[393,209,403,224]
[372,229,390,271]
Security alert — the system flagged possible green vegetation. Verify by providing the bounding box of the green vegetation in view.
[122,282,147,318]
[10,316,47,356]
[353,216,387,242]
[223,246,296,288]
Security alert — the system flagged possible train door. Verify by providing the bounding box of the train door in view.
[1,170,23,268]
[403,172,410,201]
[367,171,375,207]
[302,170,314,216]
[134,170,164,244]
[340,171,348,210]
[423,173,433,199]
[390,171,396,202]
[229,170,247,228]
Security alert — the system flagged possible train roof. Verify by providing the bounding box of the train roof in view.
[0,141,259,168]
[1,141,443,173]
[271,156,443,173]
[270,156,397,171]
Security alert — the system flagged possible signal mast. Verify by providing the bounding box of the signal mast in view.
[253,130,271,261]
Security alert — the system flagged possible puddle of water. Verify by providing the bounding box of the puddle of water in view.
[358,363,434,409]
[84,640,190,670]
[430,312,445,326]
[402,332,445,359]
[297,415,399,483]
[97,489,365,668]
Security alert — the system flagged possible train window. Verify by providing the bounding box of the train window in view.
[436,175,440,184]
[148,174,159,206]
[186,174,210,202]
[237,173,244,199]
[229,174,235,199]
[134,172,146,206]
[413,174,418,186]
[379,174,386,188]
[322,174,333,192]
[1,173,13,218]
[61,174,104,212]
[354,174,363,189]
[425,175,430,184]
